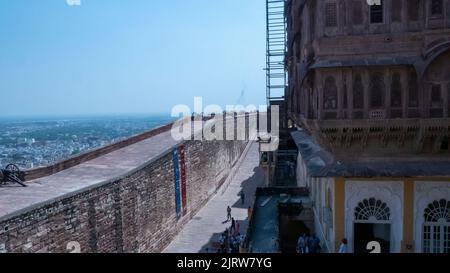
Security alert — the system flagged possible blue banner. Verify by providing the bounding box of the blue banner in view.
[172,148,181,219]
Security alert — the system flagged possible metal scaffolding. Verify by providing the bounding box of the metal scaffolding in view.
[266,0,287,105]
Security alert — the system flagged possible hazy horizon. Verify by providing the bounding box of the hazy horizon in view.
[0,0,267,117]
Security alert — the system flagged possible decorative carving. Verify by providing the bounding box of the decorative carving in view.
[354,198,391,221]
[414,182,450,252]
[345,181,404,253]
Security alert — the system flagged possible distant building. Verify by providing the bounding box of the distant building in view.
[283,0,450,253]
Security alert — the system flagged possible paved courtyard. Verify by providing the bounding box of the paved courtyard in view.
[164,142,265,253]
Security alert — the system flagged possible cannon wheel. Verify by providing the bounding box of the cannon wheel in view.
[4,164,26,187]
[5,164,20,175]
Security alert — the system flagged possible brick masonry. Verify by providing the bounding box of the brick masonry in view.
[0,137,248,253]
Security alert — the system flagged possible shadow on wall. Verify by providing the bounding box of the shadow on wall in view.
[199,166,265,253]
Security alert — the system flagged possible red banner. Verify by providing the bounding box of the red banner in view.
[178,145,187,216]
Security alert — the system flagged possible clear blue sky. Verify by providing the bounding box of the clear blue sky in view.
[0,0,266,117]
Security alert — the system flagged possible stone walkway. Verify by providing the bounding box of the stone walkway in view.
[0,128,182,220]
[164,142,265,253]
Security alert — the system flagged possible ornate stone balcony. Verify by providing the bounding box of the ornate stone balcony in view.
[297,117,450,154]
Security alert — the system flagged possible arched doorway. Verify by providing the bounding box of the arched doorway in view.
[353,198,392,253]
[422,199,450,253]
[424,50,450,118]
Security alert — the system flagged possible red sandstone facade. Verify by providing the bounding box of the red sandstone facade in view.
[286,0,450,157]
[284,0,450,253]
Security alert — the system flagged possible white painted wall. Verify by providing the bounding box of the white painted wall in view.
[413,181,450,253]
[310,177,335,252]
[296,152,308,187]
[345,181,404,253]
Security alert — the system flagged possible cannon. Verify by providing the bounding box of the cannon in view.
[0,164,27,187]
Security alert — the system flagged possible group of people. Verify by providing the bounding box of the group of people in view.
[296,233,322,254]
[217,227,246,253]
[297,234,349,253]
[216,206,245,253]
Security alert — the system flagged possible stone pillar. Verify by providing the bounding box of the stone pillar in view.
[317,71,324,120]
[348,69,354,119]
[443,81,449,118]
[363,69,370,118]
[421,81,430,118]
[402,179,415,253]
[334,178,346,253]
[401,69,408,118]
[337,71,344,119]
[386,68,392,118]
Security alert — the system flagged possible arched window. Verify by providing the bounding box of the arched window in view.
[324,76,338,110]
[408,0,420,21]
[370,73,386,108]
[390,73,403,118]
[431,0,443,16]
[354,198,390,221]
[431,84,442,104]
[430,84,443,117]
[391,73,402,107]
[370,0,384,23]
[424,199,450,222]
[408,72,419,107]
[392,0,402,22]
[353,74,364,109]
[352,0,363,25]
[353,74,364,119]
[325,2,338,27]
[423,199,450,253]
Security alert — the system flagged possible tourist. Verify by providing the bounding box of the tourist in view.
[296,233,307,254]
[219,233,226,251]
[338,238,348,253]
[227,206,232,221]
[234,221,240,236]
[303,234,310,253]
[239,234,246,246]
[308,234,320,253]
[230,237,239,253]
[240,190,245,205]
[230,217,236,233]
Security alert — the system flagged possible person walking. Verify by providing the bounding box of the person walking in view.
[227,206,232,221]
[296,233,307,254]
[230,217,236,234]
[338,238,348,253]
[240,190,245,205]
[234,221,240,236]
[308,234,320,253]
